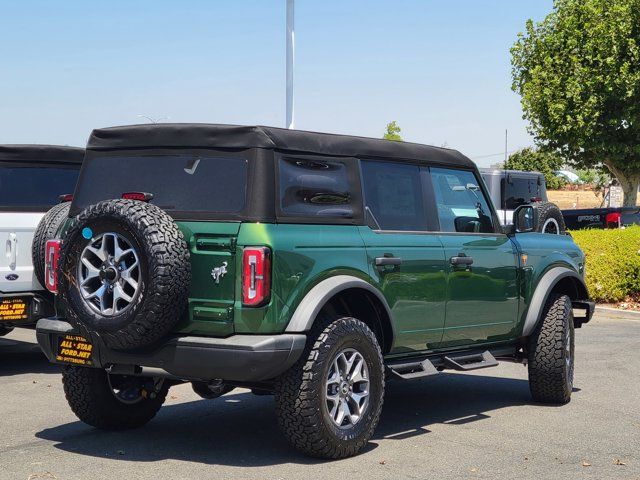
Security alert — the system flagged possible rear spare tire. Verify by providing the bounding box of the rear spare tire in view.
[32,202,71,288]
[533,202,566,235]
[58,199,191,350]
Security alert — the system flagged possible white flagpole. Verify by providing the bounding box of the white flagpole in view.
[286,0,295,129]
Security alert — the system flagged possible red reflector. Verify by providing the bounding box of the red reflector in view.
[122,192,154,202]
[242,247,271,307]
[606,212,621,227]
[44,239,61,293]
[530,197,542,203]
[58,194,74,203]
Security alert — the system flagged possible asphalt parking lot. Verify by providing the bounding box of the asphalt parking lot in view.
[0,311,638,480]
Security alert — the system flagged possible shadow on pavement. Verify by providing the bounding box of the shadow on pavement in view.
[0,333,58,376]
[36,372,538,466]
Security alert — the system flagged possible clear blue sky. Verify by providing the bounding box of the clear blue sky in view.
[0,0,553,166]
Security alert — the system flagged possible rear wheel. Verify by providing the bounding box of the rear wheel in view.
[528,294,575,404]
[62,366,169,430]
[275,316,384,459]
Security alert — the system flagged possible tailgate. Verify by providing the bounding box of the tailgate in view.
[0,212,44,293]
[175,221,241,337]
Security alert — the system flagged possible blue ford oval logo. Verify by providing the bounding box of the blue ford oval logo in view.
[5,274,19,281]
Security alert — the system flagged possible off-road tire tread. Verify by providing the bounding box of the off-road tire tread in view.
[62,366,168,430]
[528,293,573,404]
[275,316,384,459]
[532,201,566,234]
[60,199,191,350]
[32,202,71,287]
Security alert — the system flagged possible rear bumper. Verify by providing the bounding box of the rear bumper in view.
[0,291,54,327]
[36,318,307,383]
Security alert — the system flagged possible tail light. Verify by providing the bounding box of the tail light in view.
[242,247,271,306]
[58,194,74,203]
[530,196,543,203]
[122,192,154,202]
[605,212,621,228]
[44,239,61,293]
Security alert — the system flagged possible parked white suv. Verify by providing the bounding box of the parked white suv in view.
[0,145,82,335]
[480,168,566,234]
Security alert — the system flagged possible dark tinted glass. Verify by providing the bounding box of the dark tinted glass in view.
[0,167,79,209]
[361,161,427,231]
[73,155,247,214]
[279,158,353,218]
[430,167,494,233]
[501,176,544,210]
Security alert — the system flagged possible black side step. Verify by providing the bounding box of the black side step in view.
[443,351,498,371]
[387,358,439,380]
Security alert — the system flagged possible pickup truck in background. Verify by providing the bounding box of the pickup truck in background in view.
[0,145,83,335]
[561,207,640,230]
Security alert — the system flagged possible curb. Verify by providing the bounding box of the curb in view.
[595,305,640,320]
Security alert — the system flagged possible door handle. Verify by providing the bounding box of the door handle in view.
[6,233,17,270]
[450,255,473,266]
[375,256,402,267]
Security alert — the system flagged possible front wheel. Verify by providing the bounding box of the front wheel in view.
[62,366,169,430]
[528,294,575,404]
[275,316,384,459]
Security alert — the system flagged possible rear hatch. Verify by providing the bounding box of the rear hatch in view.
[71,150,250,336]
[0,212,44,292]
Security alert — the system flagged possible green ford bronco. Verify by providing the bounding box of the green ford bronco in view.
[36,124,594,459]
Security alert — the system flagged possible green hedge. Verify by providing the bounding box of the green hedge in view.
[570,226,640,303]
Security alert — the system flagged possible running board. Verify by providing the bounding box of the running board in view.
[443,351,498,371]
[387,358,439,380]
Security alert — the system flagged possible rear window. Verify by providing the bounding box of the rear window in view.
[0,166,79,210]
[73,154,247,215]
[502,176,545,210]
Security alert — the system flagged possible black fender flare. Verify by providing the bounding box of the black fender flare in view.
[522,267,589,337]
[285,275,395,347]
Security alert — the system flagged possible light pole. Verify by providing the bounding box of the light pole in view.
[286,0,295,129]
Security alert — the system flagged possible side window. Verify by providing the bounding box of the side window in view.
[430,167,495,233]
[279,157,353,218]
[361,160,427,231]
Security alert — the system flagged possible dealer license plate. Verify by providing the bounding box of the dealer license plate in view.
[0,297,29,322]
[56,335,94,366]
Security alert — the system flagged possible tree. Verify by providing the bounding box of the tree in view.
[511,0,640,206]
[504,147,567,190]
[576,169,597,185]
[383,121,402,141]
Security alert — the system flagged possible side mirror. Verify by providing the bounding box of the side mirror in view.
[513,205,538,233]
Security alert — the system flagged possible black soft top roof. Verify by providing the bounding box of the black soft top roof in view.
[87,123,475,168]
[0,144,84,165]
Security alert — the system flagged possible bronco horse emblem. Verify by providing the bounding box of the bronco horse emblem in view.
[211,261,228,284]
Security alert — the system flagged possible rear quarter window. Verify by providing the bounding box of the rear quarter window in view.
[278,157,356,219]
